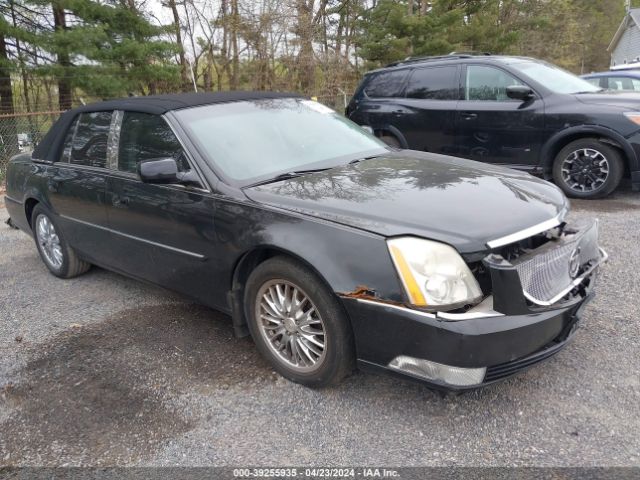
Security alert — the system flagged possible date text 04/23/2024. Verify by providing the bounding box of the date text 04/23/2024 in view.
[232,468,400,477]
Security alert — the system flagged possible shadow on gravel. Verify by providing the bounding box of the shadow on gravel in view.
[571,198,640,213]
[0,303,270,465]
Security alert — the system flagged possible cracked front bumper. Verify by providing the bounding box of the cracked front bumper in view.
[342,290,594,391]
[341,218,604,391]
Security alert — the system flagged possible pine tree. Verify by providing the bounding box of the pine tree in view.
[11,0,179,107]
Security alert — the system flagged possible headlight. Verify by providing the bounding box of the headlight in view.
[387,237,483,310]
[624,112,640,125]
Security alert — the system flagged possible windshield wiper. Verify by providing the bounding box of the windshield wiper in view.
[574,89,604,94]
[244,167,331,188]
[348,153,385,165]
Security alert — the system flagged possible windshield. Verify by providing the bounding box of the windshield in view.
[174,98,388,184]
[510,61,601,94]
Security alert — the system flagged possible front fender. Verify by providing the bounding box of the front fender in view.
[540,124,640,172]
[218,200,405,303]
[217,200,406,337]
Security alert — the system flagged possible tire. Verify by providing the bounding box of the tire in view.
[31,204,91,278]
[379,134,401,148]
[244,256,355,387]
[552,138,624,199]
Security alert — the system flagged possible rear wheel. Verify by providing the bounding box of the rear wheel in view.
[31,204,91,278]
[244,256,355,387]
[552,138,623,199]
[379,134,401,148]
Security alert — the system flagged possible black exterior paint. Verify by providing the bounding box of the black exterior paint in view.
[243,150,567,254]
[347,56,640,191]
[4,93,599,390]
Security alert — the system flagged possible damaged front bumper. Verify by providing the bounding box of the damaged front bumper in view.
[341,218,606,391]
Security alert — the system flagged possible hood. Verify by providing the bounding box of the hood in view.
[243,151,567,254]
[575,91,640,109]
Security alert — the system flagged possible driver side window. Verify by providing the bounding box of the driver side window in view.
[465,65,524,101]
[118,112,189,173]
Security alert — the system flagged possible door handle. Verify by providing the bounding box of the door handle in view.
[460,112,478,120]
[112,195,130,208]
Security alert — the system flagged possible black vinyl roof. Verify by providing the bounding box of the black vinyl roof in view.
[33,91,302,162]
[69,91,303,115]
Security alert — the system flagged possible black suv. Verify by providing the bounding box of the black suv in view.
[347,54,640,198]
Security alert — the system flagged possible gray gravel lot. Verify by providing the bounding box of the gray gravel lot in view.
[0,190,639,467]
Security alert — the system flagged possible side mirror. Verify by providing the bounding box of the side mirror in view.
[137,157,203,188]
[506,85,534,101]
[138,158,179,184]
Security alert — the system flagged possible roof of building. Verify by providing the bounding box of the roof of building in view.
[582,69,640,78]
[33,91,301,162]
[608,8,640,52]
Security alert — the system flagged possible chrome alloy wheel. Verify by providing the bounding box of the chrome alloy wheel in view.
[561,148,610,193]
[35,214,63,269]
[255,279,327,372]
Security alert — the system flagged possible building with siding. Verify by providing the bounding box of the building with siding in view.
[609,8,640,70]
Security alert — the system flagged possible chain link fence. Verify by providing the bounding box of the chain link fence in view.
[0,111,63,184]
[313,92,350,113]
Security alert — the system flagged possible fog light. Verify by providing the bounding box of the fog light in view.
[388,355,486,386]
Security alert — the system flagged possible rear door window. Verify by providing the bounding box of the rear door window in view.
[70,111,112,168]
[364,70,409,98]
[464,65,524,101]
[118,112,187,173]
[607,76,640,91]
[405,66,459,100]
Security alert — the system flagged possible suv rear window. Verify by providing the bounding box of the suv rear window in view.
[405,66,458,100]
[364,70,409,98]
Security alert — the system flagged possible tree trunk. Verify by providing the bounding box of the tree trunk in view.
[230,0,239,89]
[166,0,191,91]
[296,0,315,94]
[52,1,72,110]
[0,32,19,168]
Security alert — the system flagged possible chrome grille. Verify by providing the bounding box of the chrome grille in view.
[511,219,602,306]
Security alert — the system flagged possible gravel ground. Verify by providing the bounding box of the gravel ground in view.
[0,190,639,467]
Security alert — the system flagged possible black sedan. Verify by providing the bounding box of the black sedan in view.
[4,92,607,390]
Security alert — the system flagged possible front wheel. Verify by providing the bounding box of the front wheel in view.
[244,256,355,387]
[552,139,624,199]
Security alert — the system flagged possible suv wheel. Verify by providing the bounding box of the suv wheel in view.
[552,138,623,199]
[379,134,401,148]
[244,256,355,387]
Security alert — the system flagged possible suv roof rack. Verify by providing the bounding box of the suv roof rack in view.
[449,51,492,56]
[385,52,492,68]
